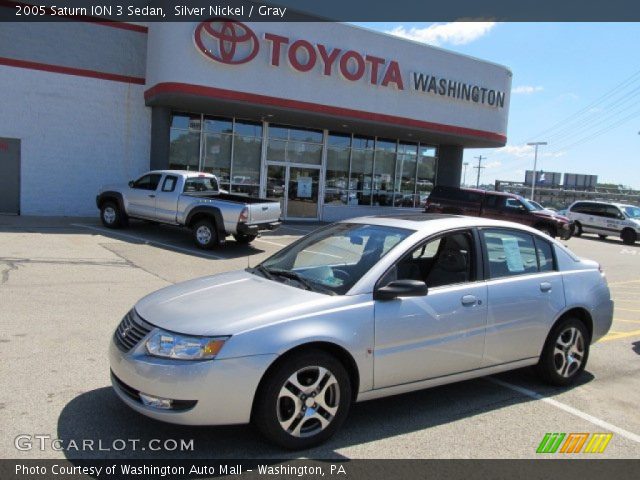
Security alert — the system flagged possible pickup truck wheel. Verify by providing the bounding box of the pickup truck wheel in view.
[233,233,257,244]
[192,219,218,249]
[100,202,123,229]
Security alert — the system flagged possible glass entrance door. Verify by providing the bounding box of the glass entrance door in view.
[287,166,320,219]
[265,164,320,220]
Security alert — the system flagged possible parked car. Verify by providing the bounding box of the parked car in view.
[109,214,612,449]
[566,200,640,244]
[425,186,573,239]
[96,170,282,248]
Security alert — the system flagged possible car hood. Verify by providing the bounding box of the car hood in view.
[134,270,344,336]
[533,210,569,222]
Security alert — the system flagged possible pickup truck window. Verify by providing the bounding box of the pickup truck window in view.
[132,174,162,191]
[184,177,219,193]
[162,176,178,192]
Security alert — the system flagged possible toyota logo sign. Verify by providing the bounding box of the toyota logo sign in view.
[194,19,259,65]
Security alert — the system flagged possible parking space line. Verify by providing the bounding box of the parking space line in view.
[609,279,640,286]
[616,307,640,313]
[254,237,289,248]
[614,318,640,324]
[488,378,640,444]
[598,329,640,342]
[279,225,318,234]
[71,224,225,259]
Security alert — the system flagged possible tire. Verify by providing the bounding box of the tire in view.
[621,229,637,245]
[574,222,583,237]
[536,317,590,387]
[192,219,218,250]
[100,201,124,229]
[253,349,352,450]
[536,224,557,238]
[598,234,607,240]
[233,233,258,245]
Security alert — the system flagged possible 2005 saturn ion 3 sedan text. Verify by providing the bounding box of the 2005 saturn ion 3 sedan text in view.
[109,214,613,449]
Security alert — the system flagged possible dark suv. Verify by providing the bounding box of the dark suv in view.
[425,186,572,239]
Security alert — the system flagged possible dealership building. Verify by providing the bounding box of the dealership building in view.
[0,19,511,220]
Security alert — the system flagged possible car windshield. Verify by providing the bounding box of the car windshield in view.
[184,177,218,193]
[623,206,640,218]
[252,223,413,295]
[521,198,543,211]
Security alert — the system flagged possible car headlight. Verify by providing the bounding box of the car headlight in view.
[146,330,228,360]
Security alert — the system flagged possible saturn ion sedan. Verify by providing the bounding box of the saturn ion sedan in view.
[109,214,613,449]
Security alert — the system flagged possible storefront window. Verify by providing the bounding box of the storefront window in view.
[416,146,437,208]
[325,133,352,205]
[267,125,323,165]
[373,139,396,207]
[395,142,419,207]
[231,120,262,196]
[202,133,232,189]
[350,136,374,206]
[169,113,200,171]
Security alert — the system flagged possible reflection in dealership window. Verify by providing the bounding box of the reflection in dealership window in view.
[231,121,262,196]
[416,147,437,208]
[325,133,352,205]
[267,124,323,165]
[169,113,200,171]
[373,139,396,207]
[395,142,419,207]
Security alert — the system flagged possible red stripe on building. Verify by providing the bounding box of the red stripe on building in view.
[145,82,507,144]
[0,57,146,84]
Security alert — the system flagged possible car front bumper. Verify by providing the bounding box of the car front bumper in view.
[109,339,276,425]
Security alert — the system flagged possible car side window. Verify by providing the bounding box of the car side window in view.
[481,229,539,279]
[132,174,161,191]
[162,176,178,192]
[534,237,555,272]
[604,205,623,219]
[388,230,474,289]
[505,198,524,210]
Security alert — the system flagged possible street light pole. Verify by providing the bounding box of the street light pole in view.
[462,162,469,186]
[527,142,547,201]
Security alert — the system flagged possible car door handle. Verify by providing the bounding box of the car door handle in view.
[148,194,156,198]
[540,282,552,292]
[461,295,478,306]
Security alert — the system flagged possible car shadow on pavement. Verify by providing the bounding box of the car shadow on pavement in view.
[57,367,594,462]
[577,234,639,248]
[632,341,640,355]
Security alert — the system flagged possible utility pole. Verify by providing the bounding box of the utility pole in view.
[462,162,469,187]
[474,156,485,188]
[527,142,548,201]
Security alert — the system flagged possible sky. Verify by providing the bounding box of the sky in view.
[355,22,640,189]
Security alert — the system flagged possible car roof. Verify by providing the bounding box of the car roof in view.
[341,213,546,236]
[433,186,518,198]
[148,170,215,177]
[572,200,631,207]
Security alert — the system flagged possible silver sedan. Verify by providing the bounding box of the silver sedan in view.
[109,214,613,449]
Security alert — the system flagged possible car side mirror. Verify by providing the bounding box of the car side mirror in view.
[374,279,428,301]
[128,181,134,188]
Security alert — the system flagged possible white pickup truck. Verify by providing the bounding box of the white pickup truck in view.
[96,170,282,249]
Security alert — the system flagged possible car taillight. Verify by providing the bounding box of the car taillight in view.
[239,207,249,223]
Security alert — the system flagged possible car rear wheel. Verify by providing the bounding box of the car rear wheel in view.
[621,229,637,245]
[253,350,352,449]
[536,317,589,386]
[192,219,218,249]
[233,233,257,244]
[100,202,124,229]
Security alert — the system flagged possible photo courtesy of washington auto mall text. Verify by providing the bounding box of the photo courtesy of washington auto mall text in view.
[1,0,640,479]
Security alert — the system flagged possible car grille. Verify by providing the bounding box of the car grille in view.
[114,310,153,352]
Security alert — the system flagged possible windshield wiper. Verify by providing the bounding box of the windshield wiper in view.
[267,269,337,296]
[250,265,275,280]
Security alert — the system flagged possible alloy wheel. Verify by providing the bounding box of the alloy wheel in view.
[103,206,116,224]
[553,327,585,378]
[196,225,212,245]
[276,366,340,438]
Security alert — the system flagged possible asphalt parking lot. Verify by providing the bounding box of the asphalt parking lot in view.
[0,215,639,459]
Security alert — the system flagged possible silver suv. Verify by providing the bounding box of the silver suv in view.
[567,200,640,244]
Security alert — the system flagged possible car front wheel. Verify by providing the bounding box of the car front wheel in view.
[100,202,124,229]
[253,350,352,449]
[621,229,637,245]
[537,317,589,386]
